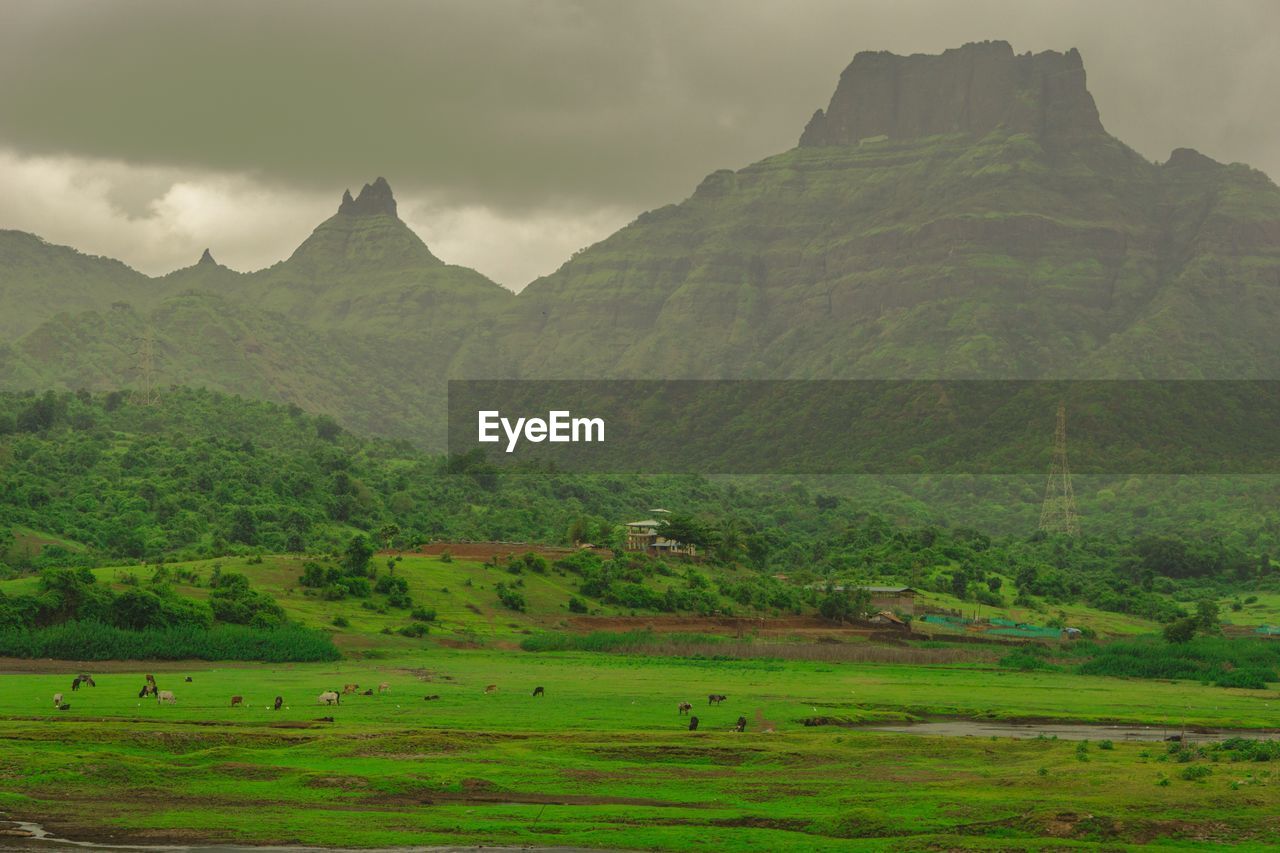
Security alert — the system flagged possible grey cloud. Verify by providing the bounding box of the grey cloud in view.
[1,0,1277,283]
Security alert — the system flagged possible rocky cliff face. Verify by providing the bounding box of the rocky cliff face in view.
[800,41,1104,148]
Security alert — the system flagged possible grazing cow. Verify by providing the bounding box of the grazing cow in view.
[532,686,544,697]
[361,689,373,696]
[423,695,440,701]
[139,683,156,698]
[52,693,63,707]
[184,676,193,683]
[230,696,244,707]
[318,691,340,706]
[708,694,727,705]
[688,716,699,731]
[145,673,156,686]
[157,690,176,705]
[734,716,747,733]
[484,684,497,694]
[378,682,390,693]
[342,684,359,695]
[58,703,71,711]
[677,702,692,715]
[71,676,81,692]
[273,696,284,711]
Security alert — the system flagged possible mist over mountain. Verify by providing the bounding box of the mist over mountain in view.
[2,42,1278,444]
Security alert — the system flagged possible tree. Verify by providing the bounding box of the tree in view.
[1195,598,1220,631]
[1163,616,1198,644]
[342,535,374,577]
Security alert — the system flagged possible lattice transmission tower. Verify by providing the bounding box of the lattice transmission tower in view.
[1037,401,1080,536]
[130,327,161,406]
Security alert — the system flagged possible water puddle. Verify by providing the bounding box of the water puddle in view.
[0,819,621,853]
[859,718,1280,742]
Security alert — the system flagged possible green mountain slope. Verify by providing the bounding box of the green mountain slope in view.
[503,41,1280,379]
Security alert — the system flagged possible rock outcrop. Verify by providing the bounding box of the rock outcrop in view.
[800,41,1104,148]
[338,177,398,217]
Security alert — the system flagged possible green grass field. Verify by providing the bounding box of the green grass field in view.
[3,649,1280,849]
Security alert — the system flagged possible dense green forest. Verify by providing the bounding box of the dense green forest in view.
[1,389,1277,629]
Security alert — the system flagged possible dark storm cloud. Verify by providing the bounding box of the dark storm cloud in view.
[0,0,1276,282]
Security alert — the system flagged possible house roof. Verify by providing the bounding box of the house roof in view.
[626,520,662,528]
[861,586,917,594]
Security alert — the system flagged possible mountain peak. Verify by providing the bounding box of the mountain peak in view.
[197,248,217,266]
[338,177,398,217]
[800,41,1104,148]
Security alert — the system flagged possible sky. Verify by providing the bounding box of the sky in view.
[1,0,1277,289]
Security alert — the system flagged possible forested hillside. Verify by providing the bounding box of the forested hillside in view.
[1,389,1276,633]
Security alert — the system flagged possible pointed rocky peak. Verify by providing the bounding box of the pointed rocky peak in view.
[197,248,217,266]
[337,176,398,217]
[800,41,1105,148]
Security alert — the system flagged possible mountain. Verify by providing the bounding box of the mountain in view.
[0,179,511,444]
[3,42,1279,446]
[0,230,155,340]
[503,41,1280,379]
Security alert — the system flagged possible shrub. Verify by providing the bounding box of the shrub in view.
[495,581,526,612]
[0,621,338,662]
[410,606,436,622]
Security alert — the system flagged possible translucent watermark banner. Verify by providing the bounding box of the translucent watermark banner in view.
[446,380,1280,474]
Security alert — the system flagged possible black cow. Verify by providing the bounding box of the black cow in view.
[423,695,441,701]
[688,716,699,731]
[708,694,726,705]
[532,686,544,697]
[58,703,71,711]
[734,716,747,732]
[184,676,193,683]
[273,696,284,711]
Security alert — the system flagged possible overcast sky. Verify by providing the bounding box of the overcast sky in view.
[1,0,1277,288]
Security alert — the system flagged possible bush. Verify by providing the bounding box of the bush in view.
[568,596,588,613]
[0,621,339,661]
[495,581,526,612]
[398,622,429,638]
[410,606,436,622]
[332,615,349,628]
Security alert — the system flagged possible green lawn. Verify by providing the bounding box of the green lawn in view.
[2,649,1279,849]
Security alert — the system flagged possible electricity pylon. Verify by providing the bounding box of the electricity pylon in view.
[1038,401,1080,536]
[130,328,161,406]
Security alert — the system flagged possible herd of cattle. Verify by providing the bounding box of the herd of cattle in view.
[50,676,750,730]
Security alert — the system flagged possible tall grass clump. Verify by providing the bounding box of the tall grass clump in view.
[0,621,340,662]
[1078,636,1280,688]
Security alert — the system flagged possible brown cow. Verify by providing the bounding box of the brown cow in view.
[378,682,390,693]
[342,683,359,695]
[708,694,727,705]
[484,684,498,694]
[230,695,244,707]
[678,702,692,715]
[145,673,156,686]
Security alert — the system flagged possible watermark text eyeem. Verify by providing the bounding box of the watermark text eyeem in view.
[477,410,605,453]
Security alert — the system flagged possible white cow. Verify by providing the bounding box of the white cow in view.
[318,691,340,706]
[157,690,176,704]
[52,692,63,707]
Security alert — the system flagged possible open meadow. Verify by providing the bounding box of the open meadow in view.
[3,649,1280,850]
